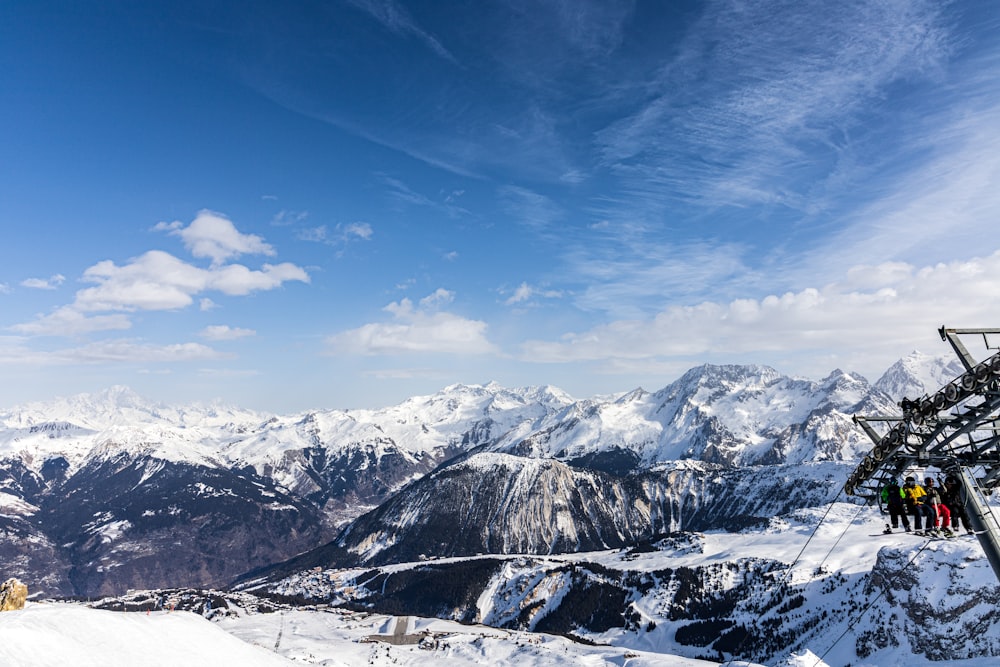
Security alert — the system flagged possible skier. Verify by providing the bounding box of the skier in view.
[923,477,953,537]
[903,476,935,534]
[941,474,974,535]
[880,478,910,533]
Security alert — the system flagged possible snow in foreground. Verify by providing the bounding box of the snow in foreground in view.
[1,602,738,667]
[0,603,292,666]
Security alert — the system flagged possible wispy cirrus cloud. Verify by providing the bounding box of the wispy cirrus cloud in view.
[271,209,309,226]
[345,0,456,63]
[595,0,950,210]
[503,282,563,306]
[497,185,564,233]
[0,339,227,366]
[800,95,1000,279]
[379,174,470,218]
[8,307,131,337]
[297,222,374,252]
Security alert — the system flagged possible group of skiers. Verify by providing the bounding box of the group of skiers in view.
[881,473,975,537]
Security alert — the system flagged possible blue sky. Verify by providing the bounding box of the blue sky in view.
[2,0,1000,412]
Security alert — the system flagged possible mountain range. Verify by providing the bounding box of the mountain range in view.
[0,352,964,600]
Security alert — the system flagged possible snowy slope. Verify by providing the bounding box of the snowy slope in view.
[218,609,729,667]
[0,603,294,666]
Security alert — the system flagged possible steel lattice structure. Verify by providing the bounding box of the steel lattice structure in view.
[845,327,1000,499]
[845,327,1000,580]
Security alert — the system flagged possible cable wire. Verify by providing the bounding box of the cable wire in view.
[721,485,850,666]
[813,539,933,666]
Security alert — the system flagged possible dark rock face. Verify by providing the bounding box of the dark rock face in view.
[289,440,465,526]
[31,453,327,597]
[247,454,846,580]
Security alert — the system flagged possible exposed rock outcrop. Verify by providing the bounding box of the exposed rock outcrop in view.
[0,578,27,611]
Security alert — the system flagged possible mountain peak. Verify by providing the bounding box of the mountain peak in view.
[874,351,965,403]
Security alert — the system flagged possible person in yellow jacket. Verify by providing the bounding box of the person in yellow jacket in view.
[903,476,936,534]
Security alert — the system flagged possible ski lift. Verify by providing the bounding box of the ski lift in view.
[847,327,1000,582]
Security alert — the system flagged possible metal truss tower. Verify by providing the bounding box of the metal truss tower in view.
[846,327,1000,581]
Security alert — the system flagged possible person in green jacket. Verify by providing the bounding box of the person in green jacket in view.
[881,478,911,533]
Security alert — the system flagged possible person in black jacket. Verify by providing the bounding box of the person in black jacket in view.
[941,474,974,535]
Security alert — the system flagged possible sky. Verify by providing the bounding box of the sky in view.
[2,0,1000,413]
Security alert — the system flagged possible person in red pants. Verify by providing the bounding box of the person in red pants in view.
[924,477,953,537]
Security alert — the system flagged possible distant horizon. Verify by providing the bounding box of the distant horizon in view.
[4,2,1000,413]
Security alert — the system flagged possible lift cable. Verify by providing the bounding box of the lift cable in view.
[812,539,934,667]
[721,485,856,666]
[816,502,868,574]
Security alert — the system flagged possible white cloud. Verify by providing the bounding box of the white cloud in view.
[8,307,131,336]
[506,283,534,305]
[206,262,310,296]
[363,367,449,380]
[21,274,66,290]
[200,325,256,341]
[196,367,261,378]
[0,283,10,294]
[519,251,1000,381]
[12,213,308,338]
[199,298,218,311]
[156,210,275,265]
[71,250,308,312]
[327,290,497,356]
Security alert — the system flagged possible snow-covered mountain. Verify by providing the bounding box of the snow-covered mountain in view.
[874,350,967,404]
[0,383,572,596]
[0,358,930,597]
[242,364,893,574]
[487,364,893,467]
